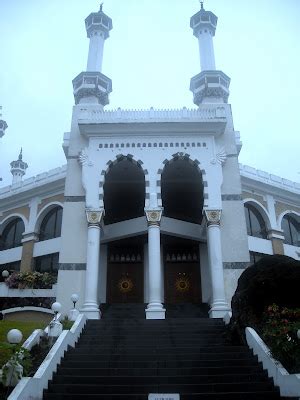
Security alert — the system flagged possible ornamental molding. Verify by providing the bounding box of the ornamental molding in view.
[78,149,89,166]
[74,88,109,106]
[86,208,104,226]
[204,209,222,226]
[211,147,227,166]
[145,208,163,226]
[78,106,227,123]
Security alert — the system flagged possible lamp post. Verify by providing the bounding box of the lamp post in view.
[5,329,23,387]
[68,293,80,321]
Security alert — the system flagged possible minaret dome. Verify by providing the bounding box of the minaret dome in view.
[10,148,28,185]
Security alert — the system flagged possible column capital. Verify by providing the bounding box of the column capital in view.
[204,209,222,226]
[145,208,163,227]
[86,208,104,227]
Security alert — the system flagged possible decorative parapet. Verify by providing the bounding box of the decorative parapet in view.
[78,106,227,123]
[240,164,300,194]
[0,165,67,198]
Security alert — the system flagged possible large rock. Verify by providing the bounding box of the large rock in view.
[228,255,300,343]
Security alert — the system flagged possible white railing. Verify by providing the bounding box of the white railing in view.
[0,165,67,197]
[246,327,300,397]
[240,164,300,193]
[79,106,227,123]
[8,313,87,400]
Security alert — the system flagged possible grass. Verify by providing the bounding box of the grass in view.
[0,320,45,368]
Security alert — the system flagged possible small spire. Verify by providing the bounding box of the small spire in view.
[18,147,23,161]
[200,1,204,10]
[100,2,103,12]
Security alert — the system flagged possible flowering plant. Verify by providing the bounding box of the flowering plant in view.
[262,304,300,373]
[5,272,57,289]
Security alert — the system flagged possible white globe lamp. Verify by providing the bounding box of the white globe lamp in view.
[71,293,79,309]
[7,329,23,345]
[2,270,9,278]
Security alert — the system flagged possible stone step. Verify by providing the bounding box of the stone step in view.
[52,372,270,385]
[56,365,265,377]
[47,382,276,395]
[64,352,255,362]
[60,358,260,369]
[43,392,292,400]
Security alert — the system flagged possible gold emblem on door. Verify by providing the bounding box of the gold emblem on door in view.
[118,278,134,293]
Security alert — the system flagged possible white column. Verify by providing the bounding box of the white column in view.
[145,209,166,319]
[204,210,230,318]
[80,209,104,319]
[87,33,105,72]
[143,244,149,303]
[198,31,216,71]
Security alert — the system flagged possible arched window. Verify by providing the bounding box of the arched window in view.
[39,206,63,241]
[281,214,300,246]
[244,204,267,239]
[0,218,25,250]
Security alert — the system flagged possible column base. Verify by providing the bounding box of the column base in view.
[80,303,101,320]
[209,302,231,319]
[145,303,166,320]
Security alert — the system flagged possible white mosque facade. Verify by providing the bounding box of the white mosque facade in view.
[0,4,299,319]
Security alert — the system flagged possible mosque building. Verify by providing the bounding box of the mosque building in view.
[0,3,299,320]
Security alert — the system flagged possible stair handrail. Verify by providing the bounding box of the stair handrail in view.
[7,313,87,400]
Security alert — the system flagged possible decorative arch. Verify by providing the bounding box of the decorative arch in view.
[277,210,300,228]
[243,199,271,230]
[278,210,300,247]
[0,213,28,235]
[101,154,147,225]
[0,215,26,250]
[157,152,208,208]
[99,154,149,208]
[158,152,206,224]
[243,199,270,239]
[35,202,64,234]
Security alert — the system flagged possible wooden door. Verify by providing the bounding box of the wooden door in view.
[107,262,144,303]
[165,262,201,304]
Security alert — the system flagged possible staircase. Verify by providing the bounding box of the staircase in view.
[44,304,295,400]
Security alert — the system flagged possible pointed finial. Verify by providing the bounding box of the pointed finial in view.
[100,2,103,12]
[18,148,23,161]
[200,1,204,10]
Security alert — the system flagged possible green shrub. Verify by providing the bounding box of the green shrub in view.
[262,304,300,373]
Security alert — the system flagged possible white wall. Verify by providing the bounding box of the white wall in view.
[248,235,273,255]
[283,243,300,260]
[0,246,22,264]
[33,237,61,257]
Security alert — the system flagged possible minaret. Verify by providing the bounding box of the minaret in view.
[10,148,28,185]
[72,3,113,107]
[190,2,231,105]
[0,106,8,138]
